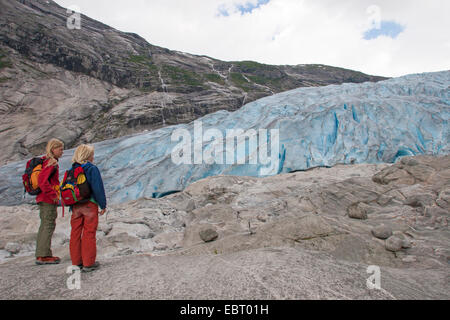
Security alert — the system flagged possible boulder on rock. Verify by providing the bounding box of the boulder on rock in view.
[385,236,404,252]
[371,225,393,240]
[403,194,435,208]
[199,229,219,243]
[348,203,368,220]
[5,243,21,255]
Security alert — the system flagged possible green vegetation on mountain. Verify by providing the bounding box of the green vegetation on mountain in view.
[161,65,204,87]
[230,72,252,92]
[204,73,225,85]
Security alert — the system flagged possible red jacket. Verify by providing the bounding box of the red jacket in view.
[36,158,60,205]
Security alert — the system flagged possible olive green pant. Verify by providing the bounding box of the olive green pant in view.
[35,203,57,258]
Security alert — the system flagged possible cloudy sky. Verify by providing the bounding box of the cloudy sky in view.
[55,0,450,77]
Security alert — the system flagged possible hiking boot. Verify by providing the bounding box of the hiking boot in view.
[36,256,61,265]
[82,262,99,273]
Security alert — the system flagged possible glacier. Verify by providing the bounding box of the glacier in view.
[0,70,448,206]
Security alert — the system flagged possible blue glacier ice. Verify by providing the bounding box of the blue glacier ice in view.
[0,70,448,206]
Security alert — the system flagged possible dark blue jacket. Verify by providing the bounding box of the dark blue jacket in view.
[74,162,107,210]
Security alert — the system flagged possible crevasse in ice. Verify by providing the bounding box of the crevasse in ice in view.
[0,71,448,206]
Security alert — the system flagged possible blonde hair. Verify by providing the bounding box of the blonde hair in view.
[72,144,95,164]
[45,138,64,160]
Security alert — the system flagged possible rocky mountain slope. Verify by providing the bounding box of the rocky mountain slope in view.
[0,0,387,165]
[0,155,448,299]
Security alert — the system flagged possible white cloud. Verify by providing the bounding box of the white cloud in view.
[54,0,450,77]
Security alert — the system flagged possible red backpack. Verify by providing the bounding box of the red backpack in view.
[60,165,91,206]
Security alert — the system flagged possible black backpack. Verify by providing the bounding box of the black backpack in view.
[22,157,45,196]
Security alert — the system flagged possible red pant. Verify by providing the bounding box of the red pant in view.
[70,201,99,267]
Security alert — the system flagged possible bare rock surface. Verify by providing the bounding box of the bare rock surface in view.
[0,155,449,299]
